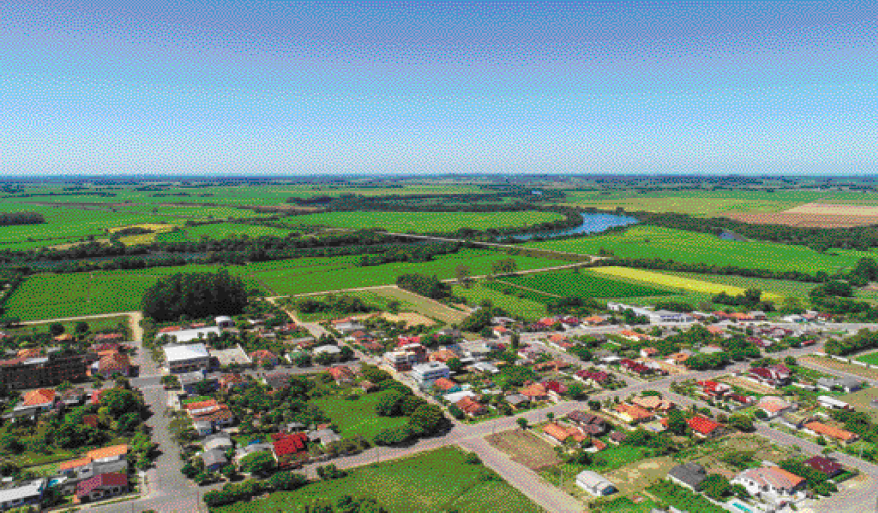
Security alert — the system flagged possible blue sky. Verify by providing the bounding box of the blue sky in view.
[1,1,876,176]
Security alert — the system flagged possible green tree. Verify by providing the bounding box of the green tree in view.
[375,390,408,417]
[666,409,688,436]
[408,404,448,436]
[239,451,276,476]
[49,323,65,337]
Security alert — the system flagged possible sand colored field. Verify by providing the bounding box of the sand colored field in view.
[589,266,783,302]
[727,202,878,227]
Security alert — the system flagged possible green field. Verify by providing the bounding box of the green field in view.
[855,352,878,366]
[214,447,543,513]
[527,225,878,274]
[499,269,673,299]
[156,222,295,242]
[452,283,548,321]
[655,270,816,299]
[285,210,564,234]
[4,250,564,321]
[312,391,411,442]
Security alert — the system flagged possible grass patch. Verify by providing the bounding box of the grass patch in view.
[311,391,410,442]
[452,283,548,321]
[213,446,542,513]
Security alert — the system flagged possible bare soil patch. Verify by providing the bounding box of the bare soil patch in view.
[486,429,560,471]
[727,203,878,227]
[380,312,436,327]
[720,375,779,395]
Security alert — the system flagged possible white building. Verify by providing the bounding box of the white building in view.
[163,343,211,373]
[575,471,616,497]
[410,362,450,385]
[818,396,851,410]
[647,310,695,324]
[0,479,46,511]
[164,326,222,344]
[215,316,234,328]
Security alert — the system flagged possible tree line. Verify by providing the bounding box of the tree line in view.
[141,271,249,322]
[0,212,44,226]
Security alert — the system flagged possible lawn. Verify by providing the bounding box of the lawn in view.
[527,225,878,274]
[156,222,295,242]
[452,283,548,321]
[595,497,660,513]
[841,388,878,423]
[12,315,131,335]
[588,266,784,302]
[647,480,727,513]
[283,210,564,234]
[214,447,543,513]
[855,351,878,366]
[311,391,410,442]
[499,269,673,299]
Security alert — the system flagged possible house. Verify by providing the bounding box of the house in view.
[697,380,731,398]
[21,388,56,411]
[162,326,221,344]
[178,371,214,395]
[75,473,128,503]
[504,393,530,409]
[608,431,627,444]
[575,471,616,497]
[95,351,130,378]
[0,479,46,511]
[757,396,795,419]
[492,326,509,338]
[632,395,675,413]
[163,343,211,373]
[665,352,690,367]
[383,350,421,371]
[272,432,309,462]
[818,396,852,410]
[542,423,586,444]
[640,347,659,359]
[429,349,459,363]
[327,365,355,384]
[456,396,488,417]
[687,416,723,439]
[204,434,234,452]
[803,421,859,445]
[816,377,862,393]
[235,443,273,463]
[411,362,450,385]
[472,362,500,375]
[803,456,843,478]
[732,466,805,497]
[219,373,247,391]
[308,428,341,446]
[748,366,791,388]
[575,370,610,386]
[434,378,461,394]
[667,462,707,491]
[250,349,279,367]
[201,449,229,472]
[534,360,570,372]
[582,315,607,326]
[541,380,568,401]
[334,321,366,334]
[614,403,653,424]
[60,387,86,407]
[215,316,234,328]
[567,411,608,435]
[520,383,549,402]
[620,358,658,376]
[313,345,342,358]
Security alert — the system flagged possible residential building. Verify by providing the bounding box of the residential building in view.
[410,362,450,385]
[472,362,500,374]
[575,471,616,497]
[667,462,707,491]
[632,395,675,413]
[757,396,795,419]
[94,351,130,378]
[272,432,309,463]
[543,423,586,444]
[0,479,46,511]
[818,396,852,410]
[566,411,608,435]
[327,365,355,384]
[201,449,228,472]
[803,456,843,478]
[162,326,221,344]
[58,445,129,485]
[0,351,93,390]
[614,403,653,424]
[75,473,128,503]
[204,434,234,452]
[455,396,487,417]
[803,421,859,445]
[434,377,461,394]
[163,343,211,373]
[574,370,610,386]
[504,393,530,409]
[687,416,723,439]
[520,383,549,402]
[732,466,805,498]
[816,378,862,393]
[250,349,279,366]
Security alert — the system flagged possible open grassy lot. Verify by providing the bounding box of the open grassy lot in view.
[527,225,877,274]
[799,355,878,382]
[452,283,548,321]
[486,429,560,471]
[285,210,564,234]
[840,388,878,423]
[589,266,784,302]
[311,390,410,442]
[14,315,130,335]
[855,352,878,366]
[500,269,673,299]
[370,287,468,324]
[214,447,543,513]
[595,497,660,513]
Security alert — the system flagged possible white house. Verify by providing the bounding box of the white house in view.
[647,310,694,324]
[163,343,211,373]
[0,479,46,511]
[411,362,450,385]
[575,471,616,497]
[732,466,806,500]
[165,326,222,344]
[215,316,234,328]
[818,396,851,410]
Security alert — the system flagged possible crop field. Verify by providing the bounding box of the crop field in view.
[483,281,557,303]
[499,269,673,299]
[215,447,542,513]
[588,266,784,302]
[155,222,294,242]
[285,210,564,234]
[562,189,878,216]
[653,271,815,299]
[527,225,878,274]
[452,283,548,321]
[5,250,561,320]
[255,249,565,296]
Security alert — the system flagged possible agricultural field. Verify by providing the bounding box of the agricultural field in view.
[214,447,542,513]
[13,315,131,335]
[653,270,816,300]
[486,429,560,471]
[588,266,784,302]
[4,250,562,320]
[156,222,295,242]
[285,210,565,234]
[527,225,878,274]
[499,269,673,299]
[451,283,548,321]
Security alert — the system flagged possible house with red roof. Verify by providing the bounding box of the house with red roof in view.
[327,365,355,384]
[541,380,568,401]
[75,473,128,503]
[456,396,488,417]
[575,370,610,386]
[687,416,724,439]
[697,380,731,398]
[748,366,792,387]
[250,349,279,367]
[804,456,843,478]
[434,377,461,394]
[21,388,56,411]
[95,351,130,378]
[272,432,309,464]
